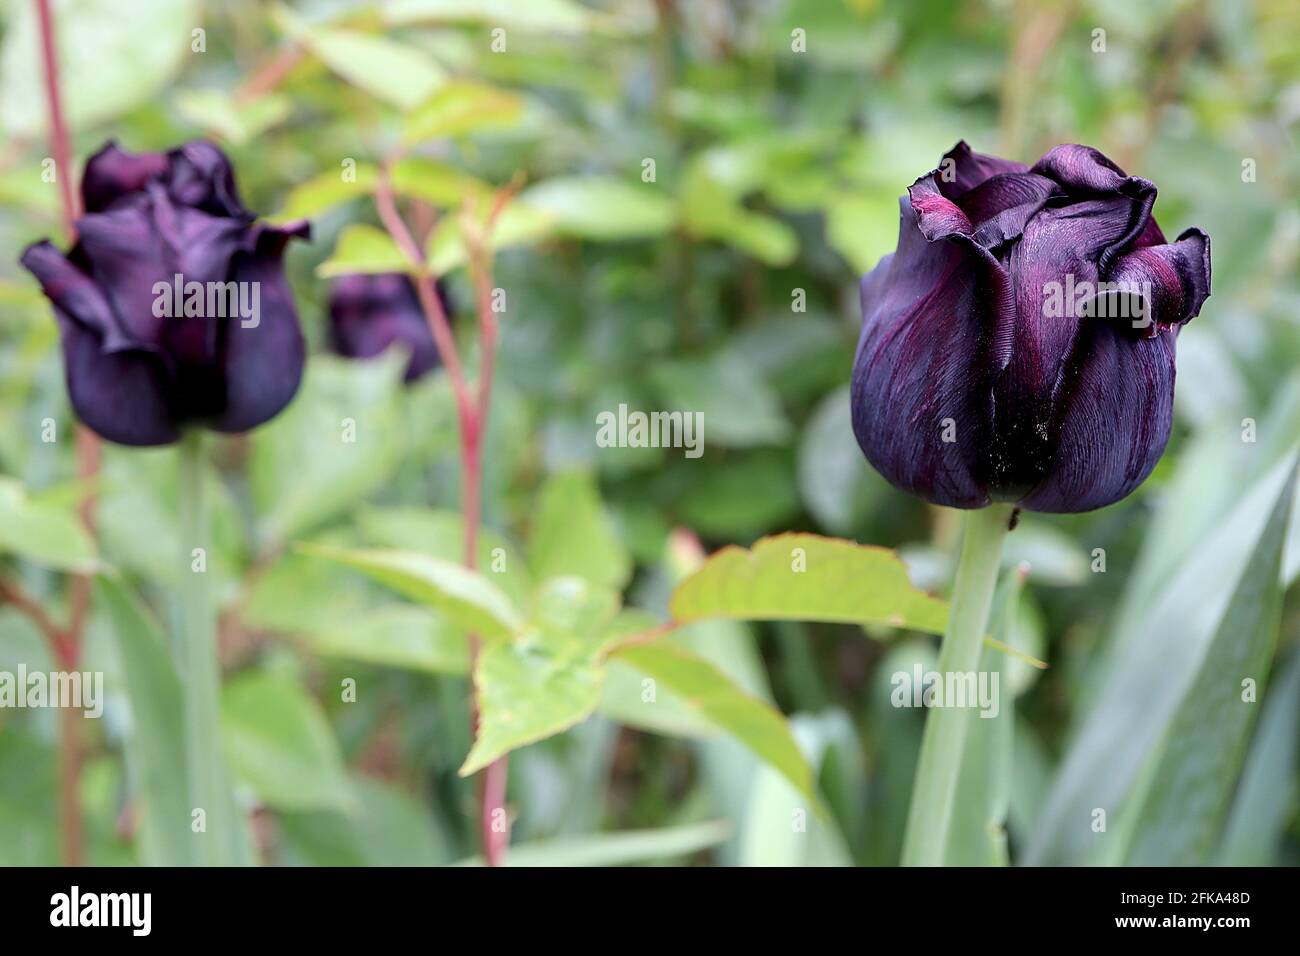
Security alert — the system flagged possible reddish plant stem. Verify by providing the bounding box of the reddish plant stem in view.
[35,0,92,868]
[35,0,75,241]
[374,167,511,866]
[232,44,305,105]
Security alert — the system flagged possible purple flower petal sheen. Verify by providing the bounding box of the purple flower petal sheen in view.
[851,142,1211,513]
[328,273,443,383]
[211,222,310,433]
[81,141,168,214]
[19,140,308,446]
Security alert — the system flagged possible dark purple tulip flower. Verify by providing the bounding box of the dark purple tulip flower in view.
[851,142,1211,513]
[19,141,310,447]
[328,273,443,383]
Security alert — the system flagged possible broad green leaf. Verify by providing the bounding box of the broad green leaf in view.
[678,176,798,266]
[174,89,291,144]
[1028,454,1299,865]
[669,533,948,634]
[825,191,901,273]
[390,157,491,207]
[282,10,444,111]
[0,476,97,572]
[275,164,379,221]
[1,0,196,136]
[452,820,732,866]
[357,506,532,607]
[528,470,631,591]
[249,353,405,543]
[460,577,621,775]
[1217,649,1300,865]
[297,543,523,639]
[302,605,469,676]
[943,568,1024,865]
[1116,461,1295,865]
[316,224,413,278]
[220,670,353,813]
[614,641,822,813]
[96,576,191,866]
[649,353,791,447]
[519,177,674,240]
[403,81,525,143]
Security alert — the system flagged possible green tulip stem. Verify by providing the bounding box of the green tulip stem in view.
[178,431,229,867]
[901,503,1014,866]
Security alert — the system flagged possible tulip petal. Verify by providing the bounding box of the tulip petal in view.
[163,141,251,220]
[80,141,167,214]
[936,141,1029,200]
[1019,327,1176,513]
[852,197,1017,508]
[75,190,249,359]
[1029,145,1157,269]
[1104,228,1211,334]
[209,222,310,433]
[329,273,440,382]
[959,172,1059,249]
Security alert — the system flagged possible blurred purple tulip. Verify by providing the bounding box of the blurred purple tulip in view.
[851,142,1211,513]
[327,273,444,383]
[20,141,310,447]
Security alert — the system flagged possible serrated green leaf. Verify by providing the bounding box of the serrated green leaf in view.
[460,577,621,775]
[669,533,948,634]
[357,506,531,607]
[614,641,822,813]
[528,470,631,591]
[297,543,523,639]
[220,671,353,813]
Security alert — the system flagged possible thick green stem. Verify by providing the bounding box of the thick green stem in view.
[178,432,228,866]
[901,503,1013,866]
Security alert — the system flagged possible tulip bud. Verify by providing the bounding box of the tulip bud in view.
[851,142,1210,513]
[20,141,310,447]
[327,273,445,383]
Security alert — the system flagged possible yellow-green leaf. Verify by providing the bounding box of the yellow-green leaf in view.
[296,543,523,639]
[669,533,947,634]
